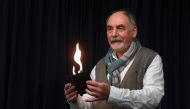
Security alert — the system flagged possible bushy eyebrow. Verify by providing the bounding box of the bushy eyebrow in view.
[116,24,125,28]
[106,25,111,28]
[106,25,112,30]
[106,24,125,28]
[106,24,126,31]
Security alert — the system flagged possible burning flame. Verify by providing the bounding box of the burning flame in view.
[72,43,83,75]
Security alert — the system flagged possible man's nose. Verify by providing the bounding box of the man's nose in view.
[112,29,118,37]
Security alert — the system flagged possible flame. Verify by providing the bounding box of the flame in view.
[72,43,83,75]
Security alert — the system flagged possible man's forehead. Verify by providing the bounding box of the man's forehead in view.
[107,17,129,27]
[107,12,129,25]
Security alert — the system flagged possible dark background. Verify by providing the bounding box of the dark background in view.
[0,0,190,109]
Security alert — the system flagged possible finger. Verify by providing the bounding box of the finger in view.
[86,80,99,87]
[85,88,100,98]
[66,90,78,100]
[87,84,102,94]
[68,94,78,103]
[64,83,72,90]
[64,85,75,95]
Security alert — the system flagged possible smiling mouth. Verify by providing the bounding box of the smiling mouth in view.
[111,40,122,44]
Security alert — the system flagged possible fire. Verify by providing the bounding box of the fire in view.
[72,43,83,75]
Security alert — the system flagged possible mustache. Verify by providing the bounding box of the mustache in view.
[111,37,123,42]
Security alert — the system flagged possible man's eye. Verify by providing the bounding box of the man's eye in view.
[118,27,124,30]
[107,27,112,31]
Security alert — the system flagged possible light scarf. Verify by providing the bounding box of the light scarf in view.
[105,39,141,87]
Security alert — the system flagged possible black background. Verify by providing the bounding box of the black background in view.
[0,0,190,109]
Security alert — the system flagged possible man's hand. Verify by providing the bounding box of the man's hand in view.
[85,80,110,102]
[64,83,78,104]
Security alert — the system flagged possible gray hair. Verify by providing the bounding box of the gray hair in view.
[106,10,137,28]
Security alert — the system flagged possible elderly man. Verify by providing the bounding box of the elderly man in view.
[64,10,164,109]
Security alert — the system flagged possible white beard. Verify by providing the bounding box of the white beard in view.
[111,42,129,52]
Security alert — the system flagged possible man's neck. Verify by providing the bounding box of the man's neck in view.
[114,44,131,58]
[115,48,129,58]
[116,51,125,58]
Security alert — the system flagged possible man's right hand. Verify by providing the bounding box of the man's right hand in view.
[64,83,78,104]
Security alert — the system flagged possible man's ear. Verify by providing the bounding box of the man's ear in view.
[132,26,137,38]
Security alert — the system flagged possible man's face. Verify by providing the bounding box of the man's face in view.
[106,12,137,52]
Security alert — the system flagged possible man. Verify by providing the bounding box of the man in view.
[64,10,164,109]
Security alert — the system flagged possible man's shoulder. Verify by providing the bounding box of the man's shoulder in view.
[140,47,158,56]
[96,57,105,65]
[134,47,159,68]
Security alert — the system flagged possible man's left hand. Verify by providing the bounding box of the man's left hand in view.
[85,80,110,102]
